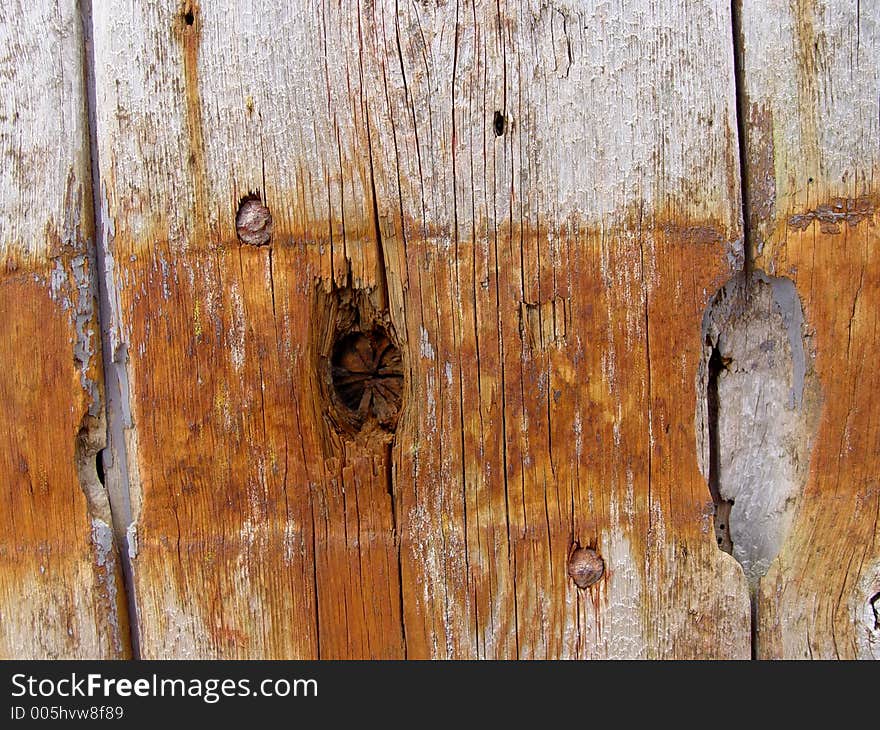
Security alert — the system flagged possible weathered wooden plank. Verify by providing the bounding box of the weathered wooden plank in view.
[741,0,880,659]
[0,1,129,658]
[373,0,749,658]
[95,0,749,658]
[92,0,400,658]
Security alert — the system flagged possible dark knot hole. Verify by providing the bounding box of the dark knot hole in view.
[331,327,403,431]
[493,110,506,137]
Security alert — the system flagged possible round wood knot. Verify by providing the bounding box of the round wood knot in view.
[331,328,403,432]
[567,546,604,589]
[235,196,273,247]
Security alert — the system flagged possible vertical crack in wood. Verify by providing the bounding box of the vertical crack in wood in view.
[312,286,405,656]
[730,0,752,275]
[80,0,141,659]
[309,116,406,654]
[366,108,390,315]
[730,0,756,658]
[365,100,406,656]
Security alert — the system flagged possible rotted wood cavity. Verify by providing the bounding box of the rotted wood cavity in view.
[698,272,819,586]
[332,329,403,431]
[313,285,404,443]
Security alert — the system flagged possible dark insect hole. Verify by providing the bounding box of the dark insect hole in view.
[96,450,106,486]
[493,111,506,137]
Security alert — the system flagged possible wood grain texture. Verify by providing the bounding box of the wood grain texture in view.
[741,0,880,659]
[0,1,129,658]
[376,0,749,658]
[93,0,750,658]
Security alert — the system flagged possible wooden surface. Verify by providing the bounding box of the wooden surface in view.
[4,0,878,660]
[0,1,129,658]
[741,0,880,659]
[91,0,749,659]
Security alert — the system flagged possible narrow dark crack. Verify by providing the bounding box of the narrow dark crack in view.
[730,0,758,659]
[365,105,406,657]
[80,0,141,659]
[706,343,734,555]
[731,0,753,276]
[96,449,105,486]
[750,591,758,660]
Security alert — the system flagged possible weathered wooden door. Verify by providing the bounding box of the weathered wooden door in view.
[2,0,878,659]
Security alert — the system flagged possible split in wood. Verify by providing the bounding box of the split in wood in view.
[706,341,734,554]
[96,450,105,487]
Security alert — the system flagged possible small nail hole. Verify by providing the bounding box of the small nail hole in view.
[184,10,194,25]
[493,110,506,137]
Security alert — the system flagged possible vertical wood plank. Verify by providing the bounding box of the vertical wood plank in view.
[0,1,129,658]
[92,0,401,658]
[368,0,750,658]
[741,0,880,659]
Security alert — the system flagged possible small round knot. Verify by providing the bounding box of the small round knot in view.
[331,327,403,432]
[567,545,604,589]
[236,196,273,247]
